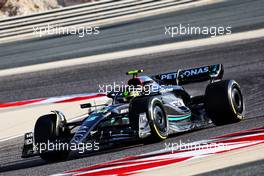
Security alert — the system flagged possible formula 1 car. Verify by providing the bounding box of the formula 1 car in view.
[22,64,245,161]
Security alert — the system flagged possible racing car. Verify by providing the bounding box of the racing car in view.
[22,64,244,161]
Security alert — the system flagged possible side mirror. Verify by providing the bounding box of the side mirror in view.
[107,92,116,99]
[80,103,92,109]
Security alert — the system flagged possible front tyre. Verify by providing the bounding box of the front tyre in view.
[34,114,70,162]
[148,98,168,141]
[205,80,244,126]
[130,97,168,142]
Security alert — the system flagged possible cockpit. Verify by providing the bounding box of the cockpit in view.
[107,70,160,104]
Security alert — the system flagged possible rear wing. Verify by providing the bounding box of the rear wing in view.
[152,64,224,85]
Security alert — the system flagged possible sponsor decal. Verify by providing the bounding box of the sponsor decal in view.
[171,99,185,107]
[161,72,177,80]
[120,108,129,114]
[87,115,98,121]
[160,67,209,80]
[180,66,209,78]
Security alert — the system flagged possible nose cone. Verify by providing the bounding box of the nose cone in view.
[70,125,89,145]
[70,113,103,145]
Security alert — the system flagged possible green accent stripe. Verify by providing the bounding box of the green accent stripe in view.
[168,114,191,121]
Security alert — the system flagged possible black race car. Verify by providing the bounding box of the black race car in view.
[22,64,245,161]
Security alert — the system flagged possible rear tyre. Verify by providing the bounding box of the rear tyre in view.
[34,114,69,162]
[130,97,168,143]
[205,80,244,126]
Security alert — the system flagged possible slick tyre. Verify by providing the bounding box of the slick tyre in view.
[205,80,244,126]
[130,96,168,143]
[34,114,69,162]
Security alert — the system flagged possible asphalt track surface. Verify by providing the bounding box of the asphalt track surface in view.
[0,0,264,175]
[1,36,264,176]
[0,0,264,71]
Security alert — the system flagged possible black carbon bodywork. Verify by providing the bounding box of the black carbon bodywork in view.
[22,64,225,158]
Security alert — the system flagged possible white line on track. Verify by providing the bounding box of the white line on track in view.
[0,134,23,143]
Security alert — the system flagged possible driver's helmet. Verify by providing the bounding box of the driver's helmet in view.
[122,75,143,102]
